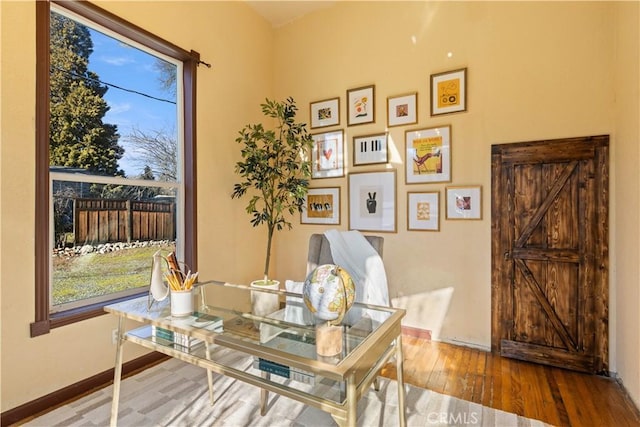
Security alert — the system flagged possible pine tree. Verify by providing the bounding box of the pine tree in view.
[49,12,123,176]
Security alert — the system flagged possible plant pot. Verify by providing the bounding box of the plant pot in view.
[250,280,280,327]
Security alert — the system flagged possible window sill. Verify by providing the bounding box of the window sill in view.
[30,292,148,337]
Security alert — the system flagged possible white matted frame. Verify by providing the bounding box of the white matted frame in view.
[446,185,482,220]
[301,187,340,225]
[430,68,467,116]
[310,97,340,129]
[348,170,396,232]
[407,191,439,231]
[405,125,451,184]
[387,92,417,127]
[352,132,388,166]
[311,129,344,179]
[347,84,375,126]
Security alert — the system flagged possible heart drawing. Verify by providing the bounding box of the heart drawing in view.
[323,148,333,160]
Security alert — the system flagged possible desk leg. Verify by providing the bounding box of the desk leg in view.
[395,338,406,427]
[260,371,269,416]
[205,346,214,405]
[110,316,125,427]
[346,372,356,427]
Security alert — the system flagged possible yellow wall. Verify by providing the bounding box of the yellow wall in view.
[0,0,271,412]
[271,0,639,406]
[613,1,640,408]
[273,0,612,340]
[1,0,638,413]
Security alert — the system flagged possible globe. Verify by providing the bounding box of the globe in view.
[302,264,355,325]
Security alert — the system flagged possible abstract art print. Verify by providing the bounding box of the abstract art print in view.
[310,97,340,129]
[430,68,467,116]
[311,130,344,179]
[407,191,439,231]
[405,125,451,184]
[352,132,388,166]
[446,186,482,220]
[348,170,396,232]
[387,92,417,127]
[347,85,375,126]
[301,187,340,225]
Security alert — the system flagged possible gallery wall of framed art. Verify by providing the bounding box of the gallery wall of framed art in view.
[303,68,481,232]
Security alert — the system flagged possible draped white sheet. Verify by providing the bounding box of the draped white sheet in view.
[324,229,390,324]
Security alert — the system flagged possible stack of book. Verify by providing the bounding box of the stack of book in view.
[253,358,315,385]
[173,331,206,351]
[151,325,174,344]
[151,312,223,352]
[254,330,316,385]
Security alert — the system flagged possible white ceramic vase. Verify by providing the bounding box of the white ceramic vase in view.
[150,249,169,301]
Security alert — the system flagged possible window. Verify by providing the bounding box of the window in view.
[33,1,199,336]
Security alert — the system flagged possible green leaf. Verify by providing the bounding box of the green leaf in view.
[230,98,312,277]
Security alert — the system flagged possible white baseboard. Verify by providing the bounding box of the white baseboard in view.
[437,337,491,352]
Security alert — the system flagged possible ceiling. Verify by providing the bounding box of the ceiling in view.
[246,1,336,27]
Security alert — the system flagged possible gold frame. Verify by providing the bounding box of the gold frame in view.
[387,92,417,127]
[405,125,452,184]
[352,132,388,166]
[430,68,467,116]
[346,84,375,126]
[407,191,440,231]
[301,187,341,225]
[445,185,482,220]
[348,170,397,233]
[311,129,345,179]
[310,97,340,129]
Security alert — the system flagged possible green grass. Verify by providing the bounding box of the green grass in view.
[52,243,175,306]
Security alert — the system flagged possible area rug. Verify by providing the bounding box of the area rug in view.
[24,350,551,427]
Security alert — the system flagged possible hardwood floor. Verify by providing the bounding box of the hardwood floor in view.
[381,336,640,427]
[8,337,640,426]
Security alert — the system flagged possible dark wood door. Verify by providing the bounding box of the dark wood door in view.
[491,135,609,374]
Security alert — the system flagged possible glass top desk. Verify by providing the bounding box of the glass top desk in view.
[105,280,406,427]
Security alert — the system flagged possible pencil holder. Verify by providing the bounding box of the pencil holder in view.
[170,289,193,317]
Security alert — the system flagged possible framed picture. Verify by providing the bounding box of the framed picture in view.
[348,170,396,233]
[407,191,439,231]
[387,92,417,127]
[311,130,344,179]
[352,132,388,166]
[301,187,340,225]
[405,125,451,184]
[446,186,482,220]
[310,97,340,129]
[347,85,375,126]
[430,68,467,116]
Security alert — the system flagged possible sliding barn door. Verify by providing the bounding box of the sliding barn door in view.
[491,135,609,374]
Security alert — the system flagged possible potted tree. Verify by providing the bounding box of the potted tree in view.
[231,97,313,313]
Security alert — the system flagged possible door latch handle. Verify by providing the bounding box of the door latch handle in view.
[503,251,510,260]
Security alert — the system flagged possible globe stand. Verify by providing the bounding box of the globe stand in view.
[316,322,343,356]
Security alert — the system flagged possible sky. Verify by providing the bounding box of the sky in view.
[87,28,177,178]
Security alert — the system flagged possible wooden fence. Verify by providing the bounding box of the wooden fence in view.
[74,198,175,244]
